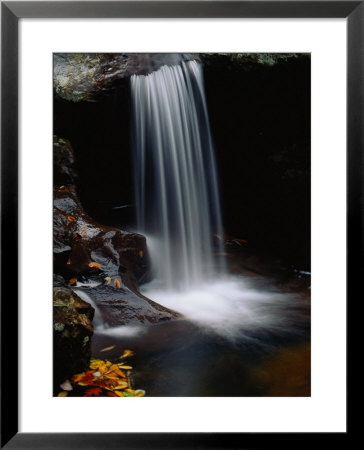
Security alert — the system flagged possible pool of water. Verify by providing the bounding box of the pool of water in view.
[91,275,310,397]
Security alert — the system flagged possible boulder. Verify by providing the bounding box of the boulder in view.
[74,285,180,327]
[53,287,94,391]
[53,136,180,324]
[53,135,148,289]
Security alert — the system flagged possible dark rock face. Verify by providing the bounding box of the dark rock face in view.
[203,53,311,269]
[53,287,94,390]
[53,136,148,288]
[75,285,180,327]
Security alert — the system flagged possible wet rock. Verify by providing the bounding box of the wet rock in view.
[53,287,94,390]
[53,274,66,287]
[75,285,180,327]
[53,136,148,287]
[54,53,198,102]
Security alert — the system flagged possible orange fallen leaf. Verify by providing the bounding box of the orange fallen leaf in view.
[114,279,121,289]
[105,374,119,381]
[107,392,118,397]
[66,258,71,265]
[68,278,77,285]
[98,364,109,375]
[67,215,76,222]
[83,387,102,397]
[72,372,86,383]
[114,369,126,378]
[88,262,102,270]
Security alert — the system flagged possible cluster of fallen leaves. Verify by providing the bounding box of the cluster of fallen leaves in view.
[58,349,145,397]
[104,276,121,289]
[68,261,123,289]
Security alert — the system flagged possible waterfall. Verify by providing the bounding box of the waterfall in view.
[131,60,224,290]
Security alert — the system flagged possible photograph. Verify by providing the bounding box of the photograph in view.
[53,52,311,398]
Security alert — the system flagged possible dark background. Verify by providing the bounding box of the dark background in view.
[54,54,310,270]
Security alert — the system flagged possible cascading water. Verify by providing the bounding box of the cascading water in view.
[131,60,225,290]
[130,58,307,342]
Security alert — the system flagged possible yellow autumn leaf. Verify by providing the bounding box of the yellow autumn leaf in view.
[72,372,86,382]
[105,374,119,381]
[119,349,134,359]
[113,382,129,390]
[125,388,136,394]
[100,345,115,353]
[115,391,124,397]
[114,368,126,378]
[139,250,143,258]
[89,363,100,370]
[118,365,133,370]
[57,391,68,397]
[98,365,109,374]
[89,359,103,369]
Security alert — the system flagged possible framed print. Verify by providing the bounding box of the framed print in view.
[1,1,357,448]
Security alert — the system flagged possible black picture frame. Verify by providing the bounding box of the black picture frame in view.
[1,1,357,448]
